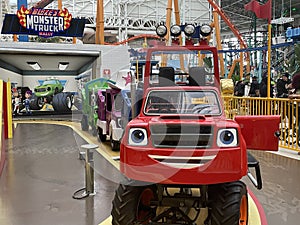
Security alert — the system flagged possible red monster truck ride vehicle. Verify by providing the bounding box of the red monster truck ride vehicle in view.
[111,25,280,225]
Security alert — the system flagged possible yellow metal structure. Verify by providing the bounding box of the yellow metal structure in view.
[96,0,105,45]
[222,95,300,152]
[207,0,250,76]
[212,11,225,77]
[6,80,13,138]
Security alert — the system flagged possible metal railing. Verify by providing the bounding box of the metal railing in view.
[222,96,300,152]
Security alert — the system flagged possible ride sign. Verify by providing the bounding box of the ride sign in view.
[286,27,300,40]
[1,6,85,38]
[17,6,71,37]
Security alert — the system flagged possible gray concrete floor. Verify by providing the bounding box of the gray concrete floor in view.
[1,120,300,225]
[244,150,300,225]
[0,123,118,225]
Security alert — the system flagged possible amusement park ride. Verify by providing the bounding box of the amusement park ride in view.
[3,0,296,225]
[75,20,282,224]
[103,18,280,224]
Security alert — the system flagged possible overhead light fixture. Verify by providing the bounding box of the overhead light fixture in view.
[27,62,41,70]
[58,62,69,71]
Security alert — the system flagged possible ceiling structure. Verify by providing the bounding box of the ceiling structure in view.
[220,0,300,38]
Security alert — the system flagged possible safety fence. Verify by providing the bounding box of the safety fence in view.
[223,96,300,152]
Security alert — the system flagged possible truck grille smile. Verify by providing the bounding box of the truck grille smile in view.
[150,124,213,148]
[148,154,217,169]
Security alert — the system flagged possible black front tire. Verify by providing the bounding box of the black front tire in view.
[208,181,248,225]
[30,94,43,110]
[97,127,106,142]
[52,92,73,112]
[111,184,157,225]
[110,134,120,151]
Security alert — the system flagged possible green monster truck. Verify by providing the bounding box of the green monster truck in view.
[30,77,74,112]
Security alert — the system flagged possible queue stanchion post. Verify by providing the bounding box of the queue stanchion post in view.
[73,144,98,199]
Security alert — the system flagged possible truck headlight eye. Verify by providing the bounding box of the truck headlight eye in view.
[129,128,148,146]
[217,128,238,147]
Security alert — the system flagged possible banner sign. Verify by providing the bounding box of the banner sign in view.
[286,27,300,40]
[17,6,71,37]
[1,6,86,38]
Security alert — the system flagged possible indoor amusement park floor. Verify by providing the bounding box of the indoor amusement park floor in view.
[0,115,299,225]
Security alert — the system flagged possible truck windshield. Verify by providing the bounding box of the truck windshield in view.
[144,90,221,115]
[145,49,216,86]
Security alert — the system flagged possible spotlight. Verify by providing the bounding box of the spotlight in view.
[200,24,212,37]
[156,24,167,38]
[183,24,195,37]
[170,25,181,37]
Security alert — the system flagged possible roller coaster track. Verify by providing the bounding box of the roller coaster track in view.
[207,0,250,77]
[207,0,248,49]
[109,34,160,46]
[32,0,55,9]
[31,0,246,53]
[108,0,247,49]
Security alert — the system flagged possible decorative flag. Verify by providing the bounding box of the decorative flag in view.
[244,0,272,23]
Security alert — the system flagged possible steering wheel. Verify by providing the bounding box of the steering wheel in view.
[189,104,212,114]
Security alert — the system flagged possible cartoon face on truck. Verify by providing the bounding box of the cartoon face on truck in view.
[120,85,248,185]
[120,45,279,185]
[112,25,280,225]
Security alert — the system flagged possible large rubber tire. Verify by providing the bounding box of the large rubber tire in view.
[29,94,43,110]
[81,114,89,131]
[52,92,73,112]
[111,184,157,225]
[97,127,106,142]
[110,134,120,151]
[208,181,248,225]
